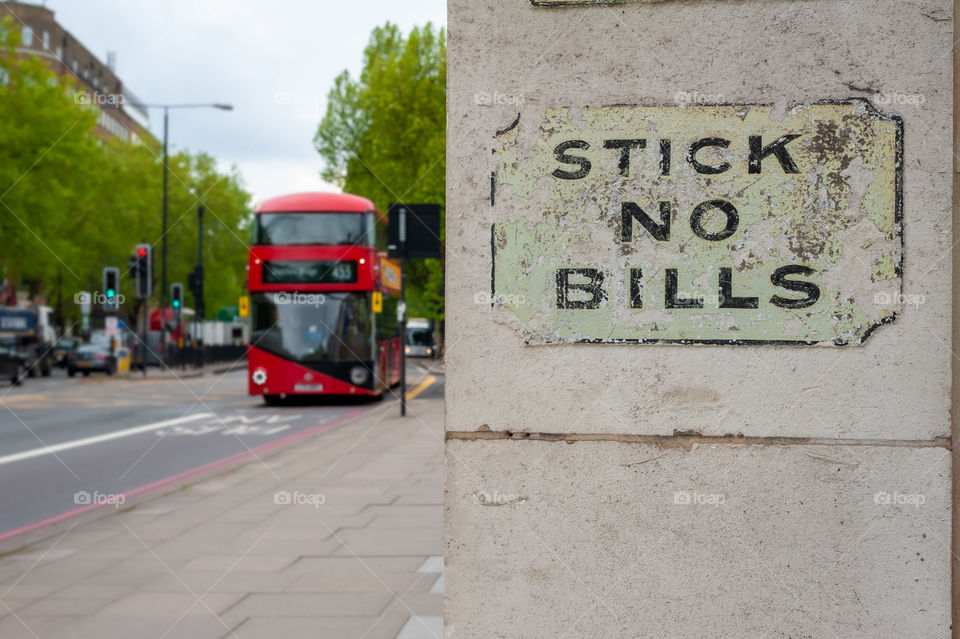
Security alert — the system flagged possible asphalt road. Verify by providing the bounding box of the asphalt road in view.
[0,362,439,542]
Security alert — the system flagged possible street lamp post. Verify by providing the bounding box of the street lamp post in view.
[143,102,232,363]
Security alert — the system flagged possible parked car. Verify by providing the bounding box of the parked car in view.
[0,335,52,377]
[0,342,25,385]
[53,337,79,368]
[67,343,117,376]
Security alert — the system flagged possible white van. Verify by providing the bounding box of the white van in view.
[405,319,436,358]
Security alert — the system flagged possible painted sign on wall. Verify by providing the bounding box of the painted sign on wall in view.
[490,100,902,345]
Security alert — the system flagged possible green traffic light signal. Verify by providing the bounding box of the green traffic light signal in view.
[102,266,119,310]
[171,282,183,312]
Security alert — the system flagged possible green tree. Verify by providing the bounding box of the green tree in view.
[0,17,102,298]
[315,22,445,322]
[0,16,253,328]
[160,151,252,319]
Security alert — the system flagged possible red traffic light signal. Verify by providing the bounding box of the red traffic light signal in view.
[133,243,153,299]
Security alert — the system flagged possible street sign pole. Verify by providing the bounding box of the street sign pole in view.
[141,301,147,377]
[386,203,441,417]
[160,107,169,368]
[399,207,407,417]
[196,204,205,370]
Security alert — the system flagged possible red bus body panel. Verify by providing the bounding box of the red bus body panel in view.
[256,192,376,214]
[381,336,403,388]
[247,340,401,397]
[247,345,377,397]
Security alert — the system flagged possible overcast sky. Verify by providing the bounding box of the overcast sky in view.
[41,0,446,206]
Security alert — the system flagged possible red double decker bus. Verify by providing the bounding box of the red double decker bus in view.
[247,192,403,403]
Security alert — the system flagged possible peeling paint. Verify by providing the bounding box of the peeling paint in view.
[490,100,903,345]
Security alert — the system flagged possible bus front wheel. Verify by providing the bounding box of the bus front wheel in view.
[263,394,283,406]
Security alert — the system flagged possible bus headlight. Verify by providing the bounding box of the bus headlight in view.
[252,368,268,386]
[350,366,369,386]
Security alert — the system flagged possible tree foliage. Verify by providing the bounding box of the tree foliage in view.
[314,23,445,321]
[0,17,251,328]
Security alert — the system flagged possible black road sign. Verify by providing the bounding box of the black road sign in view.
[387,204,442,259]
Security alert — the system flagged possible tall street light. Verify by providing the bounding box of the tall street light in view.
[143,102,233,359]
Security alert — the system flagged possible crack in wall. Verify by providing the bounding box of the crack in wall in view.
[446,430,952,450]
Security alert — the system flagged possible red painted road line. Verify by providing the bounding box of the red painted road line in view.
[0,407,369,544]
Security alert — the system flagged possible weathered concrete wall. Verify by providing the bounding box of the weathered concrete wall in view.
[447,440,950,637]
[446,0,953,636]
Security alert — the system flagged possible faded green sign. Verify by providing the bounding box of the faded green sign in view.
[491,100,903,345]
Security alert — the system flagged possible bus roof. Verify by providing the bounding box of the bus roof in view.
[256,192,376,214]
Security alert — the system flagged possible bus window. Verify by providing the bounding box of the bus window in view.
[251,292,373,363]
[255,212,375,246]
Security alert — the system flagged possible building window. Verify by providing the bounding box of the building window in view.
[42,30,49,49]
[98,110,129,141]
[72,60,78,73]
[92,77,99,88]
[22,25,33,47]
[56,46,62,60]
[0,68,8,86]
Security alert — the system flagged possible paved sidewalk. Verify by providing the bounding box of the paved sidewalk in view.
[0,389,444,638]
[413,359,444,377]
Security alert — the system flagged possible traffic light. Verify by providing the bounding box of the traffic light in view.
[133,243,153,299]
[102,267,119,312]
[171,283,183,316]
[188,265,204,324]
[187,266,203,299]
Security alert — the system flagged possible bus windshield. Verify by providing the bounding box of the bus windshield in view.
[255,212,374,246]
[406,328,433,346]
[251,292,373,363]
